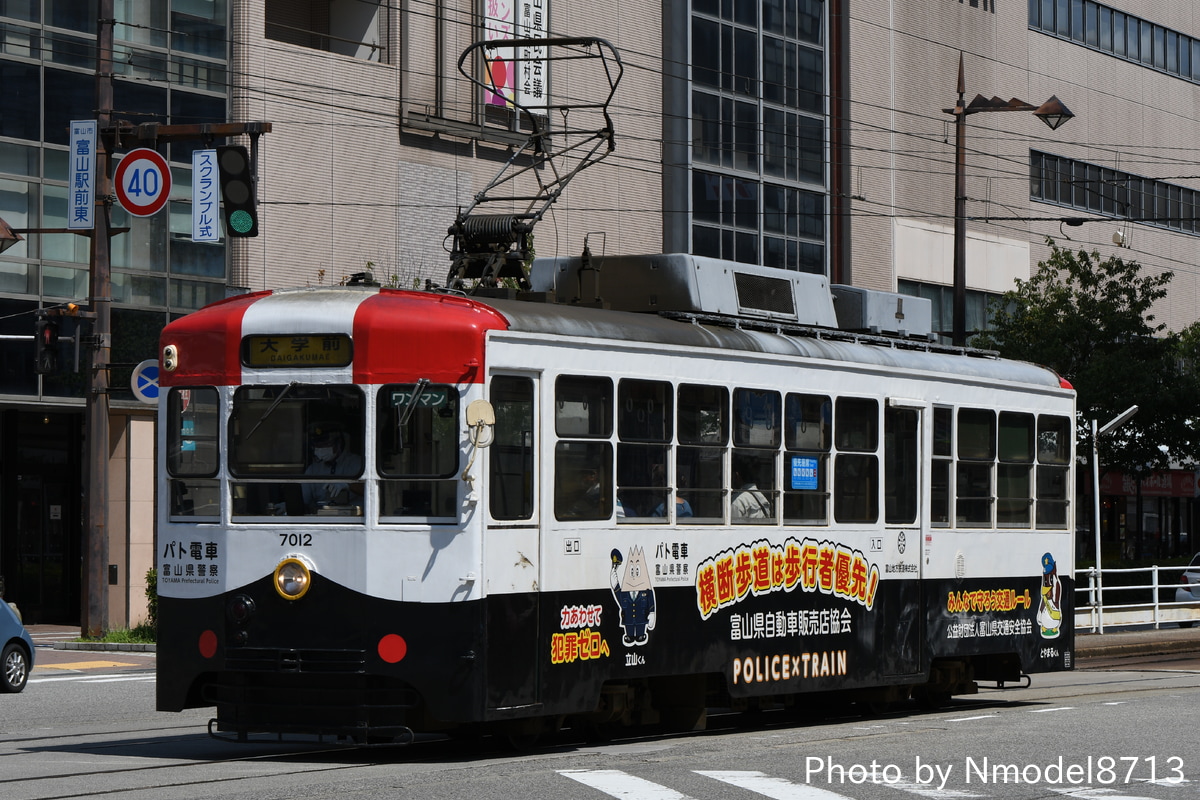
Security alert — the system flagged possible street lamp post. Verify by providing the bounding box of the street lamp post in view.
[1091,405,1138,634]
[943,54,1073,346]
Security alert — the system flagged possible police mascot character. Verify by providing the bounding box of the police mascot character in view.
[610,547,657,646]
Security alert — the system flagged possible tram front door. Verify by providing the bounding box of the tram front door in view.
[882,401,922,676]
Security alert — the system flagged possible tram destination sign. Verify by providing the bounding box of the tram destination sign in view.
[242,334,353,368]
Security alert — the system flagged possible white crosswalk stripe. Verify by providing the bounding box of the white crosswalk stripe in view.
[698,770,854,799]
[872,778,987,799]
[558,769,697,799]
[557,769,1187,800]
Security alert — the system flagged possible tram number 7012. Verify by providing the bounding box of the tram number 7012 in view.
[280,533,313,547]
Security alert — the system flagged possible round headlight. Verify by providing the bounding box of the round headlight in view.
[274,557,312,600]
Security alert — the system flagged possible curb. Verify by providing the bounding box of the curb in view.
[1076,638,1198,660]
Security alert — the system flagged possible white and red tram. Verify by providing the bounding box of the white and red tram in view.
[155,255,1075,742]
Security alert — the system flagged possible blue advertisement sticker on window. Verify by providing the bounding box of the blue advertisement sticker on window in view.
[791,455,819,490]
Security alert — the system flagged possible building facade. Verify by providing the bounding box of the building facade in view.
[1,1,1196,625]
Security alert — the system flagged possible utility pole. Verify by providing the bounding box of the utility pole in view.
[79,3,270,637]
[83,0,114,639]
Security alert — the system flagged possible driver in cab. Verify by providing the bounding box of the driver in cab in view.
[303,424,364,512]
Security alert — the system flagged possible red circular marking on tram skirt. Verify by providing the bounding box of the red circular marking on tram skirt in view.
[378,634,408,663]
[198,629,218,659]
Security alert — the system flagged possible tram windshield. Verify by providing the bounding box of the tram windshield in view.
[228,385,365,520]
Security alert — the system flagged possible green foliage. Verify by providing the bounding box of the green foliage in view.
[145,567,158,631]
[974,239,1199,476]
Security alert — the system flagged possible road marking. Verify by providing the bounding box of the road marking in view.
[698,771,853,799]
[37,660,141,670]
[558,769,696,799]
[1050,787,1167,800]
[80,675,156,684]
[947,715,997,722]
[31,671,152,684]
[873,778,986,799]
[1027,706,1075,713]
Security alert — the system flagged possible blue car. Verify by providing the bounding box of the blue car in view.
[1,601,34,693]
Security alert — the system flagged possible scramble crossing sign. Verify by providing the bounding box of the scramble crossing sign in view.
[114,148,172,217]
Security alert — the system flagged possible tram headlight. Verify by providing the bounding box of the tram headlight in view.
[274,557,312,600]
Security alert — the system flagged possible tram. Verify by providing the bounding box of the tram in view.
[155,253,1075,743]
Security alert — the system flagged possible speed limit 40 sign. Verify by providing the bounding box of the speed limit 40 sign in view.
[114,148,172,217]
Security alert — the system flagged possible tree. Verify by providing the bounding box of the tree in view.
[973,239,1199,478]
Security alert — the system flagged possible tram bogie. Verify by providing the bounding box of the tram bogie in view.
[156,254,1075,743]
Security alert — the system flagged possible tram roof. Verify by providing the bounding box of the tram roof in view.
[480,295,1068,391]
[160,285,1069,393]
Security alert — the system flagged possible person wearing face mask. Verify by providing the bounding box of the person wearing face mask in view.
[302,424,364,512]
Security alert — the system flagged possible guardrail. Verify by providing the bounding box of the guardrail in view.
[1074,564,1198,632]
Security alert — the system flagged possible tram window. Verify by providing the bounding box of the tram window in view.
[1037,415,1071,464]
[956,409,995,526]
[783,393,831,524]
[617,379,673,523]
[733,388,781,448]
[785,393,830,451]
[228,385,365,520]
[678,384,729,445]
[932,406,952,457]
[834,454,878,523]
[230,385,364,476]
[835,397,878,452]
[997,412,1034,527]
[1036,414,1071,528]
[833,397,879,523]
[884,406,918,525]
[931,407,952,526]
[167,386,221,520]
[555,441,614,521]
[555,375,613,437]
[956,408,995,460]
[617,444,670,521]
[783,453,827,523]
[490,376,535,521]
[731,450,777,524]
[167,387,219,478]
[618,379,672,442]
[377,384,459,520]
[678,384,729,523]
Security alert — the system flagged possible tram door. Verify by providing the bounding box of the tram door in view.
[483,374,541,711]
[883,401,922,675]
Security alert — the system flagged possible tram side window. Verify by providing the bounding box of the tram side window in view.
[1036,414,1071,528]
[956,408,996,526]
[783,393,830,524]
[377,384,459,520]
[228,385,365,520]
[166,387,220,519]
[884,405,918,525]
[677,383,728,523]
[489,376,535,521]
[997,412,1034,527]
[833,397,878,523]
[732,388,780,524]
[616,379,672,523]
[554,376,615,521]
[930,407,952,526]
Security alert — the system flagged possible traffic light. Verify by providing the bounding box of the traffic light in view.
[34,313,59,375]
[216,145,258,237]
